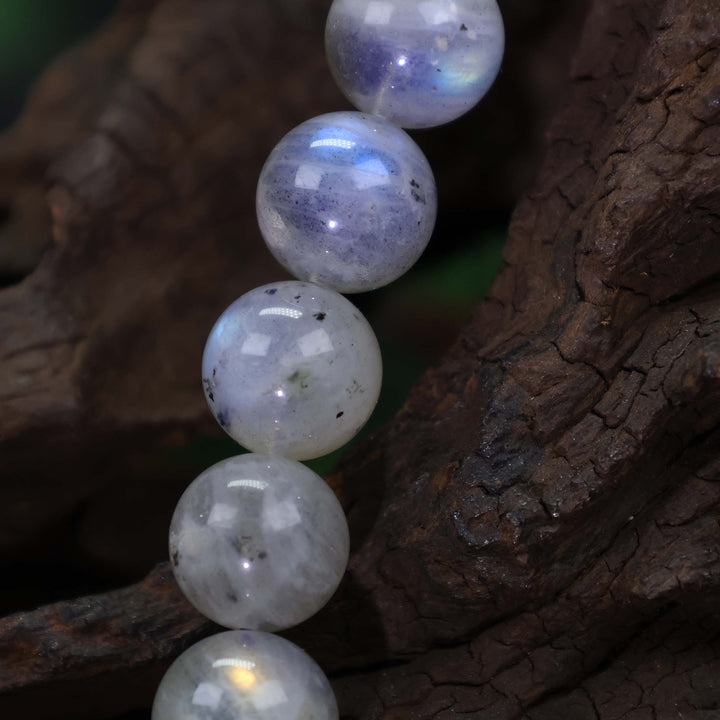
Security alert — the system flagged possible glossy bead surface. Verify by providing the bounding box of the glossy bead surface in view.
[170,454,349,631]
[257,112,436,293]
[202,281,382,460]
[152,630,338,720]
[325,0,505,128]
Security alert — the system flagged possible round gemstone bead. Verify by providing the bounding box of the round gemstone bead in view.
[202,281,382,459]
[325,0,505,129]
[257,111,437,293]
[152,630,338,720]
[169,454,350,631]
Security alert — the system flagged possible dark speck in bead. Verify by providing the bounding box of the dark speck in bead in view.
[203,378,215,403]
[325,0,504,128]
[287,369,310,390]
[336,411,344,419]
[201,281,382,457]
[256,112,436,293]
[265,288,277,295]
[172,550,180,566]
[164,454,352,651]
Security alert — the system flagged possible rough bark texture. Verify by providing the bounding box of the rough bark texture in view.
[1,0,719,719]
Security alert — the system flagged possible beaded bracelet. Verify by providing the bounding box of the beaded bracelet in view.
[152,1,504,718]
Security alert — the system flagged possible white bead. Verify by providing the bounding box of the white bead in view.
[257,112,437,293]
[169,454,349,631]
[202,281,382,460]
[326,0,505,128]
[152,630,338,720]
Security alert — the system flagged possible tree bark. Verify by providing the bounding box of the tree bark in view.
[1,0,719,719]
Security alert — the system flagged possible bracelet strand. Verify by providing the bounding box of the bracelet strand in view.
[152,2,504,717]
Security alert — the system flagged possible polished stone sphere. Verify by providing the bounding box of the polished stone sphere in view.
[326,0,505,128]
[257,111,436,293]
[152,630,338,720]
[169,454,350,631]
[202,281,382,459]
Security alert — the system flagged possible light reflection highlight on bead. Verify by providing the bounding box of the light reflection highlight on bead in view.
[258,307,303,318]
[152,631,338,720]
[227,479,268,490]
[326,0,505,128]
[309,137,356,149]
[213,658,257,691]
[364,1,393,24]
[257,112,436,293]
[169,454,350,630]
[202,280,381,458]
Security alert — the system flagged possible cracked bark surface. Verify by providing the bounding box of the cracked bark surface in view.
[1,0,719,718]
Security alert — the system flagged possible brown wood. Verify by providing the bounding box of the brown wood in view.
[1,0,719,718]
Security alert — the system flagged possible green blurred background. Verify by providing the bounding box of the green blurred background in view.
[0,0,119,128]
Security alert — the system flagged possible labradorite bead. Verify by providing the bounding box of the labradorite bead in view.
[326,0,505,128]
[202,281,382,460]
[169,454,349,631]
[152,630,338,720]
[257,111,436,293]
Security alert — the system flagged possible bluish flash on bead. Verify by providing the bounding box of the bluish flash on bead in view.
[257,111,437,293]
[325,0,505,129]
[202,280,382,460]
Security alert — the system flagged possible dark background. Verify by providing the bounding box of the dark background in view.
[0,0,119,129]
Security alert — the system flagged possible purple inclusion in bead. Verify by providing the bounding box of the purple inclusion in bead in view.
[325,0,505,129]
[256,111,437,294]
